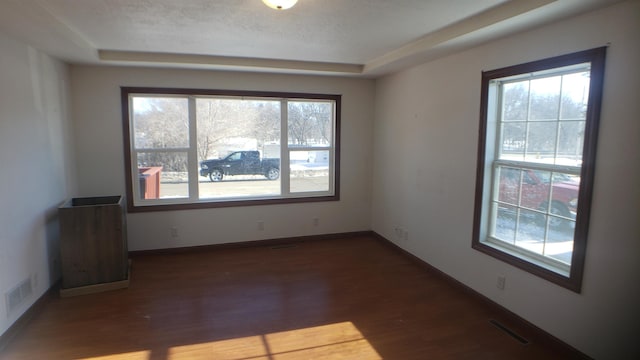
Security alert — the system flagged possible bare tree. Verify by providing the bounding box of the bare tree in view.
[501,80,587,158]
[133,97,189,171]
[250,101,280,149]
[134,97,333,171]
[196,98,262,160]
[288,102,332,146]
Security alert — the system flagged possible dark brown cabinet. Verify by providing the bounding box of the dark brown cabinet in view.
[58,196,128,294]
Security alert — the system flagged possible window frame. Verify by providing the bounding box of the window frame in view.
[121,87,341,213]
[472,47,606,292]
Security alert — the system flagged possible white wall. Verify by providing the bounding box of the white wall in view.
[70,66,375,251]
[372,1,640,359]
[0,32,76,336]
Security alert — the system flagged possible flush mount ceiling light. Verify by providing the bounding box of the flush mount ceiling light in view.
[262,0,298,10]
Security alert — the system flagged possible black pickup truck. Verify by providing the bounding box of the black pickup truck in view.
[200,151,280,182]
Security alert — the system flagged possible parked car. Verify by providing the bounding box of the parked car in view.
[498,167,579,226]
[200,151,280,182]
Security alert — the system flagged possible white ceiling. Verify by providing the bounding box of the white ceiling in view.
[0,0,623,77]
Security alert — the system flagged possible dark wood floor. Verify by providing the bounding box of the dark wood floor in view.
[1,235,585,359]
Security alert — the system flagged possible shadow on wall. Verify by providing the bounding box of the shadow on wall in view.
[44,203,62,285]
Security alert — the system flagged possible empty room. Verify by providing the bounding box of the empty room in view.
[0,1,638,359]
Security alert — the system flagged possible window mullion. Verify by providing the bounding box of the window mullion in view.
[128,96,142,202]
[130,148,142,201]
[524,81,532,160]
[494,159,581,176]
[188,96,199,200]
[280,99,291,196]
[135,147,191,153]
[329,101,337,194]
[554,76,565,163]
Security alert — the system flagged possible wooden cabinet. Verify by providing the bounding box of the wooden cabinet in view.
[59,196,128,294]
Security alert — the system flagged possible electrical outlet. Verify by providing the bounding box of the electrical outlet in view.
[497,276,506,290]
[170,226,179,238]
[258,221,265,231]
[313,218,319,227]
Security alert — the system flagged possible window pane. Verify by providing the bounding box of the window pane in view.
[288,101,333,147]
[500,122,526,160]
[502,82,529,121]
[549,173,580,217]
[196,98,281,162]
[132,97,189,149]
[492,204,517,243]
[525,121,557,162]
[515,208,545,255]
[196,98,282,200]
[530,76,561,121]
[497,167,521,206]
[557,121,585,164]
[494,166,578,263]
[546,221,574,265]
[520,170,551,211]
[560,72,590,120]
[290,150,330,193]
[137,152,188,199]
[199,172,281,200]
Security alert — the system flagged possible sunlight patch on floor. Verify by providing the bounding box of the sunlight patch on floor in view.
[167,321,382,360]
[77,350,150,360]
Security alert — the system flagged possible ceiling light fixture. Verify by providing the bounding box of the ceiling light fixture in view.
[262,0,298,10]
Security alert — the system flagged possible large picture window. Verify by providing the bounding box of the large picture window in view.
[472,47,606,292]
[121,88,340,211]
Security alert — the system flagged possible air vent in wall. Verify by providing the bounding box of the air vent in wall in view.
[5,277,32,316]
[489,319,530,345]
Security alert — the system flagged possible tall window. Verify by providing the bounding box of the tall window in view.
[121,88,340,211]
[472,47,606,292]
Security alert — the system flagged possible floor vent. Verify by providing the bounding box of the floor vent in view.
[5,278,33,316]
[489,319,530,345]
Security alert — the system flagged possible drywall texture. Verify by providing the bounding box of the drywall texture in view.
[70,67,375,251]
[0,32,75,336]
[372,1,640,359]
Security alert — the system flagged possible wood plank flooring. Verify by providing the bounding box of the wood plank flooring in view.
[0,235,586,359]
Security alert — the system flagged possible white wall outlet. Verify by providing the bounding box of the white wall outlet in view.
[497,276,506,290]
[170,226,179,238]
[258,221,265,231]
[313,217,319,227]
[394,226,403,238]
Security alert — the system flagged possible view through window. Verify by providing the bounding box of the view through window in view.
[473,47,606,292]
[122,88,340,211]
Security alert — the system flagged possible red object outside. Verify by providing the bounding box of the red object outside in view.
[138,167,162,199]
